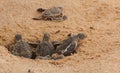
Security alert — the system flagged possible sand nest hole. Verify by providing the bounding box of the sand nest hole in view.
[6,33,86,60]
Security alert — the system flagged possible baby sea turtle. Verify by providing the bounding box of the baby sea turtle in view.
[8,34,32,58]
[35,33,55,58]
[33,7,67,21]
[28,40,60,59]
[56,33,86,56]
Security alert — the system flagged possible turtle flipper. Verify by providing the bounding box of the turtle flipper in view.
[37,8,46,13]
[51,53,64,60]
[28,40,40,48]
[36,55,51,60]
[32,17,42,20]
[28,41,40,59]
[52,41,61,49]
[51,15,67,21]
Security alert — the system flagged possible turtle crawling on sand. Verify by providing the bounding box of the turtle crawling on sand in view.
[56,33,86,56]
[33,7,67,21]
[8,34,32,58]
[35,33,55,59]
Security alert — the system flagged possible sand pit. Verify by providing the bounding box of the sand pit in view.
[0,0,120,73]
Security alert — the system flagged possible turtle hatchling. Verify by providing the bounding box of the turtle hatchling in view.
[56,33,86,56]
[35,33,55,59]
[33,6,67,21]
[8,34,32,58]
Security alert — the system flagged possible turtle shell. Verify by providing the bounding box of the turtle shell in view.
[9,34,32,58]
[42,7,63,17]
[39,40,54,57]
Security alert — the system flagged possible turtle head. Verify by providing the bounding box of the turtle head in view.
[37,8,45,13]
[15,34,22,41]
[68,33,86,41]
[43,33,50,41]
[63,15,67,20]
[77,33,86,40]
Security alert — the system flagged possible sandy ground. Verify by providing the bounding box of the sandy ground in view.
[0,0,120,73]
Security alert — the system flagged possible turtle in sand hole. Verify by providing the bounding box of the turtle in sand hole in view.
[56,33,86,56]
[8,33,86,60]
[35,33,55,59]
[8,34,32,58]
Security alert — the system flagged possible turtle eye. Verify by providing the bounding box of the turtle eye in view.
[45,13,48,15]
[44,13,48,16]
[44,12,50,16]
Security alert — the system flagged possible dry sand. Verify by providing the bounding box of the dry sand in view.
[0,0,120,73]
